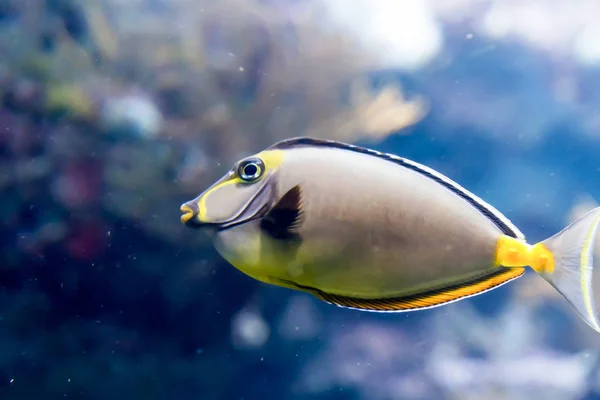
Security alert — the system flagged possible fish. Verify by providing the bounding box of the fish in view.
[180,137,600,332]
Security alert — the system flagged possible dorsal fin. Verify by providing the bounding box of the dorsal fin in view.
[268,137,524,239]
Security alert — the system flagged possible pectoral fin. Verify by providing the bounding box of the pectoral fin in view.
[260,185,303,240]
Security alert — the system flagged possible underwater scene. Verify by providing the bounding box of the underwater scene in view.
[2,1,600,399]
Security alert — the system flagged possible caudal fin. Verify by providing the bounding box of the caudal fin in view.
[536,207,600,332]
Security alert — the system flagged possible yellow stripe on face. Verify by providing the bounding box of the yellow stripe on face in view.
[196,149,286,221]
[197,178,238,221]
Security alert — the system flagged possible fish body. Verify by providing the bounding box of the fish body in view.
[181,137,600,332]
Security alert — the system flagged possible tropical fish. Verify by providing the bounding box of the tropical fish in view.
[180,137,600,332]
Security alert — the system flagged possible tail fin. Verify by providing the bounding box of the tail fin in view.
[536,207,600,332]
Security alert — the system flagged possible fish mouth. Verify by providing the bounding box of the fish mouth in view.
[180,204,195,224]
[180,202,206,229]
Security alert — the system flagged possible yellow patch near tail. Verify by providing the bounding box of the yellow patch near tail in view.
[312,268,525,312]
[495,234,555,274]
[530,242,555,274]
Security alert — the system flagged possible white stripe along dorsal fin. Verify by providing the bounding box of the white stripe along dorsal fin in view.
[268,137,524,240]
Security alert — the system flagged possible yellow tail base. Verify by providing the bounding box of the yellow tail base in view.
[495,235,555,274]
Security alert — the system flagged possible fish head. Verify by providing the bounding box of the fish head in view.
[180,145,315,287]
[180,149,286,231]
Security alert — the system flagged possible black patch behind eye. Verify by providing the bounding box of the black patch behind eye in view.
[260,185,303,240]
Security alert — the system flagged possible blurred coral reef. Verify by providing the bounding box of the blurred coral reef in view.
[1,0,425,252]
[2,1,600,400]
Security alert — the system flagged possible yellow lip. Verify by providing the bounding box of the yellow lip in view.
[180,204,194,224]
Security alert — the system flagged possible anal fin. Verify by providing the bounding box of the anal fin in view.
[312,268,525,312]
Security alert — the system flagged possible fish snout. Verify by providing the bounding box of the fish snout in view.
[180,201,200,227]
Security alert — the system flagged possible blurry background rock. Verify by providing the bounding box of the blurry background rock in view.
[2,0,600,399]
[0,0,427,249]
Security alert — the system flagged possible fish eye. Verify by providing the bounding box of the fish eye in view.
[238,158,265,182]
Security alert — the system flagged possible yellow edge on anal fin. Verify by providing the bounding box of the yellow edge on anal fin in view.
[315,268,526,312]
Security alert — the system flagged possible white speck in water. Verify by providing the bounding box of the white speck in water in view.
[10,379,14,383]
[466,33,473,39]
[231,309,270,349]
[239,67,244,71]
